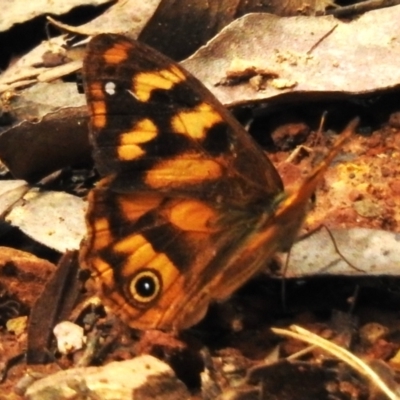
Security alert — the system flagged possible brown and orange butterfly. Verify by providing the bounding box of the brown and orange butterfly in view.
[80,34,357,331]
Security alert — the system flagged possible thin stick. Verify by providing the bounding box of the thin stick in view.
[272,325,398,400]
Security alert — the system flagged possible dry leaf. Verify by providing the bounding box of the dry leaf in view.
[5,190,85,252]
[280,227,400,277]
[0,246,55,309]
[25,355,190,400]
[182,7,400,106]
[0,0,111,32]
[0,36,69,93]
[80,0,162,37]
[28,251,80,364]
[0,180,29,216]
[0,104,89,181]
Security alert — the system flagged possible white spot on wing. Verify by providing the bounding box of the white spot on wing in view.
[105,81,116,96]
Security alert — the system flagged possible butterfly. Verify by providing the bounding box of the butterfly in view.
[80,33,357,331]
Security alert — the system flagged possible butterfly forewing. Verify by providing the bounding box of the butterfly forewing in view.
[83,34,283,207]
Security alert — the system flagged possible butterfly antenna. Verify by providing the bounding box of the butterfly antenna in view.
[278,118,359,304]
[294,117,359,202]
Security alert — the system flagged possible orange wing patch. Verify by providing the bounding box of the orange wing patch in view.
[114,233,179,280]
[145,156,223,189]
[133,66,186,102]
[117,118,159,161]
[87,82,107,129]
[172,102,223,140]
[167,199,218,233]
[103,41,131,64]
[117,192,163,222]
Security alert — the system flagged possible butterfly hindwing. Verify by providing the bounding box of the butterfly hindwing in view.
[81,178,253,330]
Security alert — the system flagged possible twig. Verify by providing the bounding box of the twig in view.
[272,325,399,400]
[327,0,400,17]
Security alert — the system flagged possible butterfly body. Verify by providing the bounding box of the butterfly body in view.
[80,34,356,330]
